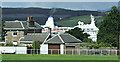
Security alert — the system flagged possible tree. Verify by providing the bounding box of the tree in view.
[97,6,120,47]
[65,27,90,41]
[32,41,40,49]
[32,41,40,54]
[83,38,93,43]
[1,20,6,41]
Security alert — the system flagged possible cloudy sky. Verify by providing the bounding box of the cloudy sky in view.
[1,0,119,11]
[2,0,119,2]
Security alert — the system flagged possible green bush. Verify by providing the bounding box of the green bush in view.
[0,43,5,46]
[80,43,113,49]
[6,43,14,46]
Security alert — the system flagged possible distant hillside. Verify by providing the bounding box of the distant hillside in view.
[2,8,106,26]
[55,15,103,27]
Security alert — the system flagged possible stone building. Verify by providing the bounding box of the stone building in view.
[3,16,42,45]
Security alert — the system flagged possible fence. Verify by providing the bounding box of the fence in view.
[27,49,118,55]
[0,54,2,62]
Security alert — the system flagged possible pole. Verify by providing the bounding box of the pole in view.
[34,28,35,54]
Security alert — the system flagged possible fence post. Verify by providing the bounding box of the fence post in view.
[86,49,88,55]
[65,49,66,55]
[108,50,110,55]
[37,49,38,55]
[31,49,32,54]
[79,49,80,55]
[72,49,73,55]
[101,49,102,56]
[51,49,52,55]
[116,50,117,56]
[58,49,59,54]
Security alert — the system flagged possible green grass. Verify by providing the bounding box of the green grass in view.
[55,15,103,27]
[2,54,118,60]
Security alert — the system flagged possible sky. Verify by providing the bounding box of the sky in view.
[1,0,119,11]
[2,0,120,2]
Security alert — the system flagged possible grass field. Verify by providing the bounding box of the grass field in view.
[1,54,118,60]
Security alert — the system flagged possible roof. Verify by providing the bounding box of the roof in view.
[45,33,82,44]
[60,34,82,43]
[45,35,64,44]
[20,33,49,42]
[4,20,42,30]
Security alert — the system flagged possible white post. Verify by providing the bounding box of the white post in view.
[101,50,102,56]
[116,50,117,56]
[65,49,66,55]
[86,50,88,55]
[79,49,80,55]
[51,49,52,55]
[72,49,73,55]
[60,44,64,54]
[37,49,38,55]
[108,50,110,55]
[58,49,59,54]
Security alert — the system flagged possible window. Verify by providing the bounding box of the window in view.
[13,31,17,36]
[91,28,93,30]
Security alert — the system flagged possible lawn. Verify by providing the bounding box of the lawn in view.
[1,54,118,60]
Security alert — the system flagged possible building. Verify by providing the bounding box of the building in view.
[74,14,99,41]
[42,14,99,42]
[3,16,42,45]
[19,33,50,46]
[40,33,82,54]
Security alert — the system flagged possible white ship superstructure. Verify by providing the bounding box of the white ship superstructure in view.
[42,14,99,42]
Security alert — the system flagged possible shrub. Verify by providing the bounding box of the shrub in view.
[0,43,5,46]
[6,43,14,46]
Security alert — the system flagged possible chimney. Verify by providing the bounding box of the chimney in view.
[27,16,35,27]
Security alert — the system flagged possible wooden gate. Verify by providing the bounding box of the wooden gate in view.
[48,44,60,54]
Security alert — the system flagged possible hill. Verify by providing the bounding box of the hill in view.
[55,15,103,27]
[2,8,105,26]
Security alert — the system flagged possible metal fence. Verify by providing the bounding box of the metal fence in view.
[27,49,118,55]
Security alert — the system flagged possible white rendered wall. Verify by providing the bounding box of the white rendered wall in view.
[60,44,64,54]
[40,44,48,54]
[0,47,27,54]
[15,47,27,54]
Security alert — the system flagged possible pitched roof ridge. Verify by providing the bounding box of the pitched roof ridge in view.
[58,34,64,43]
[41,33,50,45]
[45,34,58,42]
[20,21,25,29]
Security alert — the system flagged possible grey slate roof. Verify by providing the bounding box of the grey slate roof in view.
[45,34,82,44]
[20,33,49,42]
[60,34,82,43]
[46,35,63,44]
[4,20,42,30]
[4,21,22,28]
[22,21,42,29]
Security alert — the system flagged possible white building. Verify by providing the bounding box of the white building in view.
[42,16,55,30]
[42,14,99,42]
[74,14,99,41]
